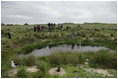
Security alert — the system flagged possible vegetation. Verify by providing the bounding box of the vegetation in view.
[1,23,117,78]
[48,52,84,65]
[16,67,28,78]
[89,50,117,69]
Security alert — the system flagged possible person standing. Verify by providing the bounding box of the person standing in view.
[36,25,39,32]
[58,24,60,29]
[39,25,41,32]
[61,24,63,29]
[72,31,75,37]
[34,25,36,32]
[8,29,11,39]
[48,23,51,32]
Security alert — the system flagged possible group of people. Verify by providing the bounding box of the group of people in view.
[34,25,46,32]
[7,23,77,39]
[48,23,56,31]
[58,24,63,29]
[34,23,70,32]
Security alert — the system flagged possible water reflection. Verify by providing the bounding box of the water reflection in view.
[19,44,111,58]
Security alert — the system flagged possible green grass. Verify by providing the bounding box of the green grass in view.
[20,55,37,66]
[89,50,117,69]
[2,51,117,78]
[16,67,28,78]
[48,52,84,65]
[1,23,117,78]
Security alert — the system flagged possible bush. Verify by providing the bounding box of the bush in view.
[20,55,37,66]
[48,52,84,65]
[48,53,61,65]
[16,67,28,78]
[22,45,34,54]
[89,50,117,69]
[65,53,84,64]
[24,23,28,25]
[37,61,50,72]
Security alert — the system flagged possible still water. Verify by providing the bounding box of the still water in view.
[19,44,110,58]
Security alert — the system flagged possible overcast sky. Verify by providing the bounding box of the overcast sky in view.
[1,1,117,24]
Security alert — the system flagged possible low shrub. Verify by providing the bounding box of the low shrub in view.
[89,50,117,69]
[48,52,84,65]
[37,61,50,72]
[65,53,84,64]
[16,67,28,78]
[20,55,37,66]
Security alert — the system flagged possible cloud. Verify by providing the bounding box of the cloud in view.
[1,1,117,24]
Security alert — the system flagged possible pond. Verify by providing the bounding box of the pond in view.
[19,44,111,58]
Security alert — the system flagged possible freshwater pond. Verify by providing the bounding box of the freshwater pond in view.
[19,44,111,58]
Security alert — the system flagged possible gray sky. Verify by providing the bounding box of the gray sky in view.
[1,1,117,24]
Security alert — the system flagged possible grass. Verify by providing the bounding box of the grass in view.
[20,38,116,54]
[1,23,117,78]
[20,55,37,66]
[16,66,49,78]
[16,67,28,78]
[47,50,117,69]
[89,50,117,69]
[48,52,84,65]
[3,51,117,78]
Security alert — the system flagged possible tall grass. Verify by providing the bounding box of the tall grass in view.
[16,67,28,78]
[47,50,117,69]
[37,60,51,72]
[48,52,84,65]
[89,50,117,69]
[20,55,37,66]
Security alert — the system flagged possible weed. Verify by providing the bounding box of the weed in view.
[16,67,28,78]
[20,55,37,66]
[89,50,117,69]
